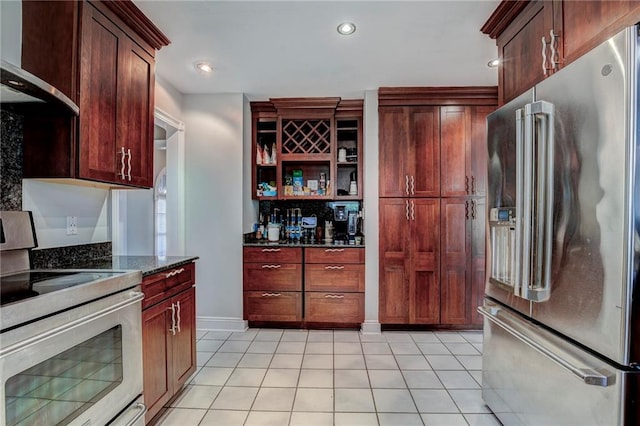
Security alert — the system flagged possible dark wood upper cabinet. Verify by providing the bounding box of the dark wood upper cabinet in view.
[21,0,168,188]
[482,0,640,104]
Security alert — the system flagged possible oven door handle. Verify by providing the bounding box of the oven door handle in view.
[125,403,147,426]
[0,291,144,357]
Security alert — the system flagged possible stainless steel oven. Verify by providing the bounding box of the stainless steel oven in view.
[0,211,146,425]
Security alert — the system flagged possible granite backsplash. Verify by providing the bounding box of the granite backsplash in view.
[1,110,23,210]
[30,242,113,269]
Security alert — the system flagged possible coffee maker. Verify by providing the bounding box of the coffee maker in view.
[332,204,349,243]
[347,211,357,244]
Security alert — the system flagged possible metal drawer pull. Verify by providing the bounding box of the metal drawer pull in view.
[406,199,409,220]
[477,306,614,387]
[176,301,181,333]
[168,303,176,335]
[324,294,345,299]
[405,175,409,195]
[261,248,281,252]
[126,148,132,181]
[471,175,476,194]
[411,200,415,221]
[165,267,185,278]
[325,265,345,270]
[261,292,281,297]
[119,147,126,179]
[410,175,415,195]
[324,248,345,253]
[261,264,282,269]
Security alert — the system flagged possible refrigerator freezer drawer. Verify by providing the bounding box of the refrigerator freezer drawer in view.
[480,299,625,425]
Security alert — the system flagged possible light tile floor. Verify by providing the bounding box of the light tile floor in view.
[154,329,500,426]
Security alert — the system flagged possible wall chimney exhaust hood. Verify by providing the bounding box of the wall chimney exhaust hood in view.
[1,60,79,115]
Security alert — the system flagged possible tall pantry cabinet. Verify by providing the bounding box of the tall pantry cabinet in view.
[378,87,497,327]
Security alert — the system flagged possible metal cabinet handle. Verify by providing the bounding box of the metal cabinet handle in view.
[165,267,185,278]
[542,35,549,75]
[465,200,469,220]
[549,30,559,71]
[261,264,281,269]
[325,265,345,270]
[410,175,415,195]
[405,175,409,195]
[126,148,132,181]
[261,248,281,252]
[124,403,147,426]
[477,306,614,387]
[119,147,126,179]
[471,200,476,220]
[471,175,476,194]
[465,176,469,194]
[176,301,181,333]
[324,294,345,299]
[405,200,409,221]
[411,200,415,221]
[168,303,176,335]
[261,292,281,297]
[325,248,345,253]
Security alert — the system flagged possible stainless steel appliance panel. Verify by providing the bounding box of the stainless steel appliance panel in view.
[480,299,624,426]
[486,89,534,317]
[531,26,635,366]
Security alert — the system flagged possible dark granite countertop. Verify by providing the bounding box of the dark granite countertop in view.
[78,255,199,276]
[244,241,365,248]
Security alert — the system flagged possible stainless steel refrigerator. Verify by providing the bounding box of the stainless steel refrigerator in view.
[481,25,640,425]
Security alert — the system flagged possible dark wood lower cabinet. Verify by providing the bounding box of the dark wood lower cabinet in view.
[141,264,196,423]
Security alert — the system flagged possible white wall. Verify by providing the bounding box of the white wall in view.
[22,180,110,249]
[183,93,246,331]
[362,90,380,333]
[242,95,258,232]
[156,75,184,120]
[1,0,21,65]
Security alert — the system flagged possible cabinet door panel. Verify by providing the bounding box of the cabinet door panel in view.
[118,38,154,187]
[79,5,119,183]
[305,264,365,292]
[441,107,471,197]
[171,288,196,391]
[379,108,410,197]
[305,292,364,323]
[470,107,494,197]
[244,291,302,321]
[243,263,302,291]
[498,1,550,103]
[411,107,440,197]
[142,301,171,422]
[244,247,302,263]
[561,1,640,64]
[379,199,410,323]
[441,198,470,324]
[411,199,441,324]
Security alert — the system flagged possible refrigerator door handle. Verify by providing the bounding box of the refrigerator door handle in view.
[522,101,555,302]
[477,305,615,387]
[514,107,526,297]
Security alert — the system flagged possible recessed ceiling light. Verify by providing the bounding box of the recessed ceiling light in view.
[337,22,356,35]
[194,61,214,74]
[487,58,501,68]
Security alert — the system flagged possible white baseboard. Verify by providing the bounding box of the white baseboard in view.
[360,320,381,334]
[197,316,248,332]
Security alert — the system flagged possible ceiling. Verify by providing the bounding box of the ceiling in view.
[135,1,500,101]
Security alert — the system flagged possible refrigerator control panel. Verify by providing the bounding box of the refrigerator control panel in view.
[490,207,516,225]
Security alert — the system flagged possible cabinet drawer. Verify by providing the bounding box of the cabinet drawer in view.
[305,264,365,292]
[164,262,195,290]
[244,291,302,322]
[244,247,302,263]
[305,292,364,323]
[305,247,364,264]
[142,262,195,309]
[243,263,302,291]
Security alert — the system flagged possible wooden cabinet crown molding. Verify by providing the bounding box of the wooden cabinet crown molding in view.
[480,0,531,39]
[336,99,364,116]
[250,101,277,114]
[97,0,170,50]
[378,87,498,107]
[270,97,341,111]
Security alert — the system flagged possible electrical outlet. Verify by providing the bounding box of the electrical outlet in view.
[66,216,78,236]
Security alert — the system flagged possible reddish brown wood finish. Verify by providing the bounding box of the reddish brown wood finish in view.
[141,263,196,423]
[378,87,499,107]
[243,263,303,292]
[20,0,166,188]
[244,291,302,322]
[440,107,471,197]
[470,106,495,197]
[305,264,365,292]
[378,106,440,198]
[379,198,440,324]
[305,247,364,264]
[305,292,364,323]
[243,247,302,263]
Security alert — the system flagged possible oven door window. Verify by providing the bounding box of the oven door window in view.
[5,326,123,425]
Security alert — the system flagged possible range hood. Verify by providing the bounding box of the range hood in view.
[0,60,79,115]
